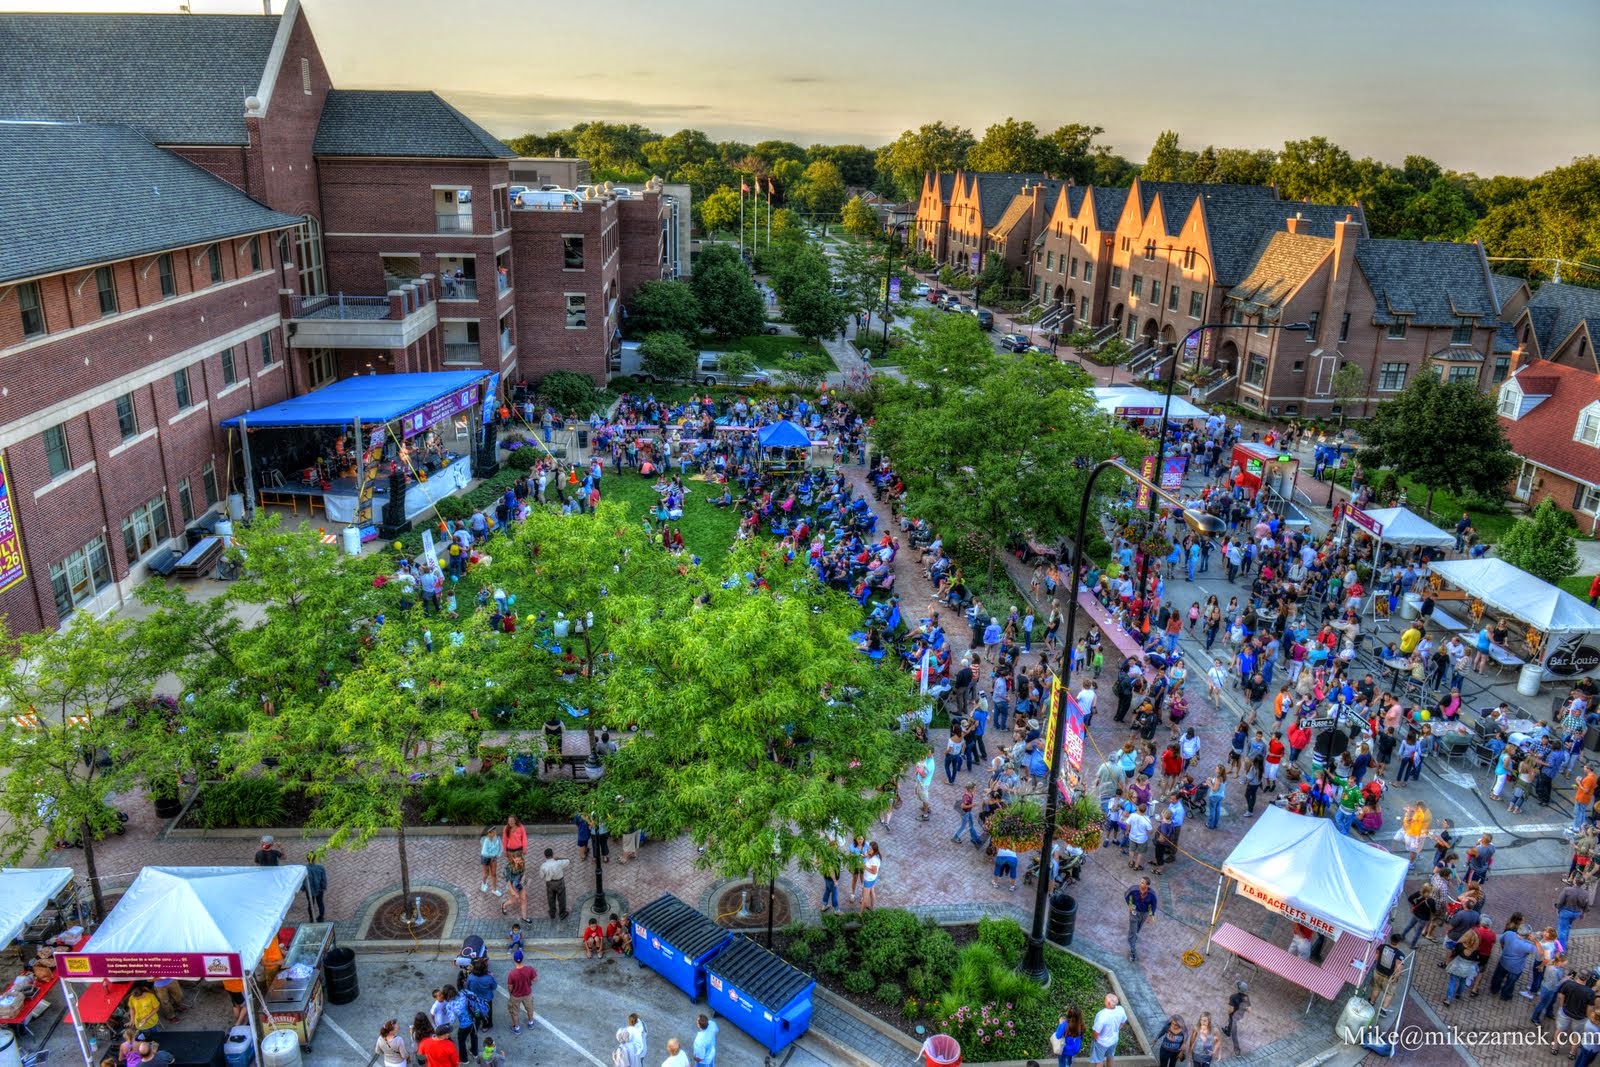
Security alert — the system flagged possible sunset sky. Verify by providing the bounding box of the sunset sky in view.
[7,0,1597,175]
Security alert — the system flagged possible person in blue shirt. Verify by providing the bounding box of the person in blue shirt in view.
[692,1014,718,1066]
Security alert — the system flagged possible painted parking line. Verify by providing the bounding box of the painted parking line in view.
[318,1012,369,1058]
[531,1012,609,1067]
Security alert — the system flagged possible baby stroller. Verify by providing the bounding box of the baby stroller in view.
[455,934,486,984]
[1180,782,1210,818]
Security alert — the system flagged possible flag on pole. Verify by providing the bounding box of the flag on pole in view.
[741,180,750,194]
[1045,674,1085,773]
[767,178,775,195]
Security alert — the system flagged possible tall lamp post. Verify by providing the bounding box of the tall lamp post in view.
[573,615,608,915]
[1130,320,1310,629]
[1022,459,1227,983]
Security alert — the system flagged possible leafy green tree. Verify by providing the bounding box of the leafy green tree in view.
[1330,361,1367,424]
[834,240,887,315]
[594,557,921,921]
[1396,177,1477,241]
[798,160,847,220]
[841,196,878,236]
[782,280,846,342]
[965,117,1055,174]
[1142,130,1194,182]
[572,121,655,174]
[691,245,765,338]
[677,159,736,202]
[770,242,833,306]
[698,187,742,236]
[1272,136,1358,203]
[642,128,717,177]
[877,122,977,200]
[639,330,697,382]
[1092,146,1138,187]
[538,370,604,415]
[808,144,879,188]
[625,279,702,337]
[1206,146,1278,186]
[0,614,169,918]
[1356,373,1519,515]
[769,207,806,244]
[1497,499,1580,586]
[1097,336,1134,385]
[1045,123,1106,185]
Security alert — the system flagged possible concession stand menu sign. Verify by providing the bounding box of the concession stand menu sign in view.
[59,951,243,981]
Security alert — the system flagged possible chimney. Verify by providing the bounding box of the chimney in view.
[1326,212,1360,319]
[1285,212,1304,235]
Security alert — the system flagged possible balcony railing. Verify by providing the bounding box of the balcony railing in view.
[500,328,514,355]
[492,209,508,230]
[289,294,396,321]
[444,341,480,363]
[440,278,478,300]
[436,213,474,234]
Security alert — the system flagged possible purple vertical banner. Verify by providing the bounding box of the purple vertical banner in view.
[1160,455,1188,492]
[0,456,26,594]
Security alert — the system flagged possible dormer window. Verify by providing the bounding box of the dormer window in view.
[1451,317,1475,345]
[1497,383,1520,419]
[1387,318,1409,340]
[1579,405,1600,445]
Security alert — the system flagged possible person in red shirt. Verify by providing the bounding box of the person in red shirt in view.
[418,1026,460,1067]
[504,952,537,1035]
[1264,733,1286,792]
[502,816,527,864]
[582,919,606,958]
[1287,721,1312,763]
[604,913,630,956]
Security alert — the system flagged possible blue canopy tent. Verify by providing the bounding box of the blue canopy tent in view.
[220,371,492,525]
[756,419,812,474]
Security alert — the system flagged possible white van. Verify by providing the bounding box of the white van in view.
[515,188,580,209]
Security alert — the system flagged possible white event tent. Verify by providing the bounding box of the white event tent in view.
[0,867,74,946]
[1429,558,1600,636]
[1091,386,1210,422]
[1347,506,1455,549]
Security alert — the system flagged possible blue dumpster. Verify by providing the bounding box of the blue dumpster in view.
[630,894,733,1002]
[704,934,815,1055]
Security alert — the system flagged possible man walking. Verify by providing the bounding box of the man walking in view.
[304,849,327,922]
[1557,880,1590,946]
[505,951,537,1034]
[539,847,570,922]
[691,1014,718,1066]
[1088,994,1127,1067]
[1124,877,1158,962]
[1221,981,1249,1052]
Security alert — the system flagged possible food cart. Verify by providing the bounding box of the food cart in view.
[1230,441,1300,500]
[261,922,334,1047]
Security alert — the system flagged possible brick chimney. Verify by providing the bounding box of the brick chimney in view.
[1285,212,1304,235]
[1325,213,1361,333]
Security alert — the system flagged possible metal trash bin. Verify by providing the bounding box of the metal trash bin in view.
[704,934,815,1056]
[1401,593,1422,620]
[1047,892,1077,946]
[630,894,732,1002]
[577,428,589,449]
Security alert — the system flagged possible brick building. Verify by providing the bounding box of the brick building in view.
[0,1,667,631]
[1497,356,1600,533]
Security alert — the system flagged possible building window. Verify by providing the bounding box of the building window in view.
[115,394,138,440]
[1292,360,1305,372]
[1082,261,1094,283]
[1069,256,1078,279]
[206,244,224,285]
[1168,286,1180,312]
[1189,291,1203,319]
[295,216,326,296]
[1378,362,1408,391]
[177,479,194,524]
[43,424,71,478]
[1337,313,1349,342]
[1124,316,1137,341]
[1492,355,1510,384]
[17,281,45,338]
[1182,248,1197,270]
[221,346,237,386]
[260,330,275,367]
[1305,311,1319,342]
[1580,485,1600,514]
[95,266,119,316]
[121,496,171,562]
[1110,266,1123,289]
[1452,317,1474,345]
[1045,251,1054,271]
[49,537,112,620]
[565,294,587,329]
[1143,240,1156,261]
[1255,317,1270,336]
[1387,318,1408,340]
[1230,305,1244,326]
[1080,296,1089,320]
[562,236,585,270]
[300,56,312,94]
[249,236,262,273]
[1497,388,1519,418]
[1448,365,1478,384]
[158,254,177,298]
[1131,275,1143,298]
[307,349,336,388]
[172,367,192,410]
[1579,410,1600,445]
[1244,354,1268,387]
[1120,237,1131,252]
[1150,279,1162,306]
[202,462,219,506]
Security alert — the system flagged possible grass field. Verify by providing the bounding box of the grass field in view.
[718,334,836,376]
[598,467,742,560]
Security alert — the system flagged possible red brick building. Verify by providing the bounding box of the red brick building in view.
[1497,356,1600,533]
[0,1,667,631]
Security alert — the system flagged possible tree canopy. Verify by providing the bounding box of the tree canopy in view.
[625,279,702,338]
[1356,373,1520,514]
[691,244,765,338]
[639,330,697,381]
[1496,499,1580,586]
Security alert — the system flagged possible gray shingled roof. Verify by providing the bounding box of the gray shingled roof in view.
[314,90,515,159]
[0,13,278,146]
[1493,321,1519,355]
[1355,239,1497,326]
[1207,200,1359,286]
[0,122,300,285]
[961,172,1051,227]
[1087,186,1129,232]
[937,173,956,202]
[1140,181,1276,237]
[1228,231,1333,313]
[1490,272,1527,310]
[1524,282,1600,356]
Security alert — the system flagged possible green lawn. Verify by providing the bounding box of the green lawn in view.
[718,334,837,376]
[1560,575,1597,600]
[1332,467,1515,542]
[598,467,741,560]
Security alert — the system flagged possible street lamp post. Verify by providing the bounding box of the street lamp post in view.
[1021,458,1226,984]
[1130,320,1310,630]
[573,616,608,915]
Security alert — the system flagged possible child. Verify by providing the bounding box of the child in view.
[604,912,631,956]
[1091,647,1105,679]
[477,1036,506,1067]
[582,918,606,958]
[507,923,524,953]
[1507,783,1526,815]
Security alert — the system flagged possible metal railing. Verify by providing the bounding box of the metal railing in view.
[443,341,480,363]
[440,279,478,300]
[1090,322,1120,347]
[288,293,394,320]
[492,209,507,230]
[435,213,474,233]
[1197,371,1237,403]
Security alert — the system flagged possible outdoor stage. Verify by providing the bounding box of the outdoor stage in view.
[257,455,471,523]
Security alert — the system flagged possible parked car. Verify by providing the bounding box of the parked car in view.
[927,288,945,305]
[1000,332,1031,352]
[975,309,994,330]
[942,299,964,314]
[912,282,931,296]
[696,353,773,388]
[762,323,782,335]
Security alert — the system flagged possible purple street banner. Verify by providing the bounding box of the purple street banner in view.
[889,277,901,301]
[1136,455,1157,508]
[403,385,479,438]
[1116,406,1165,418]
[1160,455,1188,492]
[0,456,26,594]
[1345,507,1383,538]
[60,951,242,981]
[1044,677,1086,773]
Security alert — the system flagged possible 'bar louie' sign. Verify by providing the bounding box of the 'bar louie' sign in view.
[1235,880,1342,940]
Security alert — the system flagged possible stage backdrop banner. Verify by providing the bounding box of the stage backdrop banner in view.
[403,384,479,438]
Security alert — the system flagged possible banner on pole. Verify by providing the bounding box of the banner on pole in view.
[1136,455,1157,508]
[1160,455,1188,492]
[1045,677,1085,773]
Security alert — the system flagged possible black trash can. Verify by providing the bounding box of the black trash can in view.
[324,945,359,1004]
[577,428,590,450]
[1047,892,1077,947]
